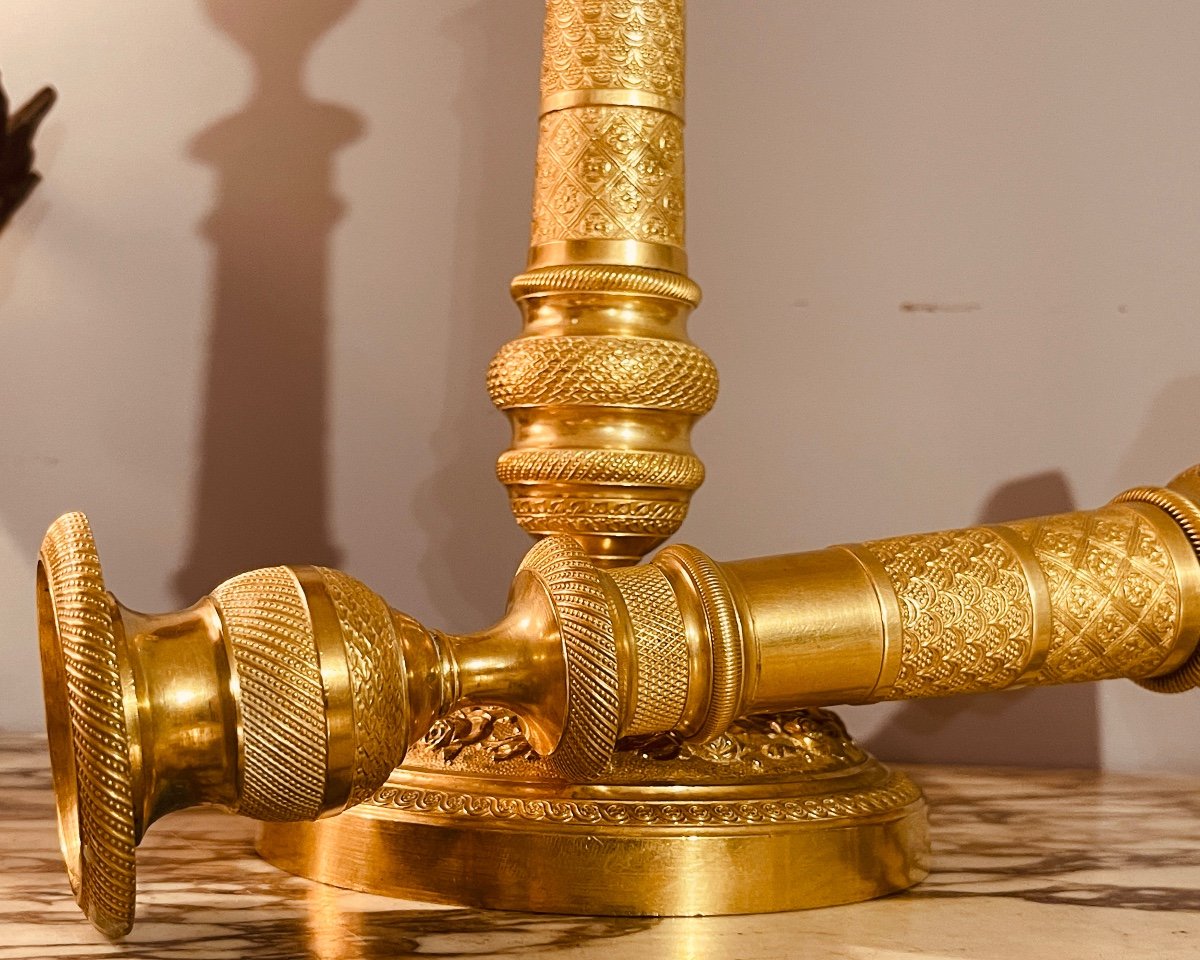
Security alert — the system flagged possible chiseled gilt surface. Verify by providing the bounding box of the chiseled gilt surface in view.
[4,734,1200,959]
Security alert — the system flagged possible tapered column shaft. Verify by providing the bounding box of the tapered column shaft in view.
[489,0,714,566]
[529,0,687,272]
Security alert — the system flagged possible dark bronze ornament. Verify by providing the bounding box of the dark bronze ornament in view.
[0,74,55,230]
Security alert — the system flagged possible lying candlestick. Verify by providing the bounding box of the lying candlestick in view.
[39,466,1200,936]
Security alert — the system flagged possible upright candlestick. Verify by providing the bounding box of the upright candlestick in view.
[489,0,713,566]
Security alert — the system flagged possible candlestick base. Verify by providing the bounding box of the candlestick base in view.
[257,709,929,915]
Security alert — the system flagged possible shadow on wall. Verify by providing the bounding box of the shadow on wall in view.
[174,0,362,601]
[864,470,1103,768]
[1116,374,1200,490]
[410,0,541,630]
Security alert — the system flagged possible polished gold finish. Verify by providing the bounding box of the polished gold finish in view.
[36,0,1200,938]
[40,467,1200,932]
[539,0,684,114]
[1121,468,1200,692]
[513,535,620,781]
[533,0,686,266]
[264,475,1200,915]
[850,527,1040,699]
[747,496,1200,709]
[606,563,687,736]
[37,513,135,938]
[490,0,711,566]
[261,711,929,916]
[654,543,745,741]
[479,4,784,914]
[36,515,611,936]
[38,515,422,937]
[1007,506,1188,686]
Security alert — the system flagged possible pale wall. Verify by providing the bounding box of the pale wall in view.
[3,1,1199,773]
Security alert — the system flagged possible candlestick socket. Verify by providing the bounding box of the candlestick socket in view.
[37,513,422,937]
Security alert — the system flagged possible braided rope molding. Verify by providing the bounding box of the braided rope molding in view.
[1112,486,1200,563]
[1111,486,1200,693]
[511,265,701,306]
[39,512,136,937]
[608,564,689,735]
[518,536,620,780]
[656,545,743,743]
[317,568,408,807]
[497,449,705,490]
[510,496,689,536]
[367,769,922,827]
[487,336,718,415]
[212,568,327,821]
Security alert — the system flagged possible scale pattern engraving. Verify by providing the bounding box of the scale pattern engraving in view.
[864,528,1035,699]
[609,564,688,734]
[531,106,684,248]
[541,0,684,100]
[318,568,407,806]
[488,335,716,414]
[40,512,136,935]
[212,568,326,821]
[1006,507,1180,683]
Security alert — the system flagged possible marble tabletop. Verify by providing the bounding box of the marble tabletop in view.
[4,733,1200,960]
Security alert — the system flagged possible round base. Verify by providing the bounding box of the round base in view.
[258,711,930,915]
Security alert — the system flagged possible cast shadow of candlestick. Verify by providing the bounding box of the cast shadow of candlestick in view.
[864,471,1102,768]
[174,0,361,600]
[1115,374,1200,492]
[411,0,540,630]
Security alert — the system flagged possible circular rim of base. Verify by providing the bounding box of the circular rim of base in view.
[258,765,930,916]
[37,512,137,938]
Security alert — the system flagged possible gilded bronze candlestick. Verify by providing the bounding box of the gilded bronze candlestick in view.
[257,0,917,917]
[39,466,1200,934]
[36,0,1200,940]
[488,0,709,567]
[259,0,920,916]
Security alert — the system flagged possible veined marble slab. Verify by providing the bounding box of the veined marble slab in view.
[3,733,1199,959]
